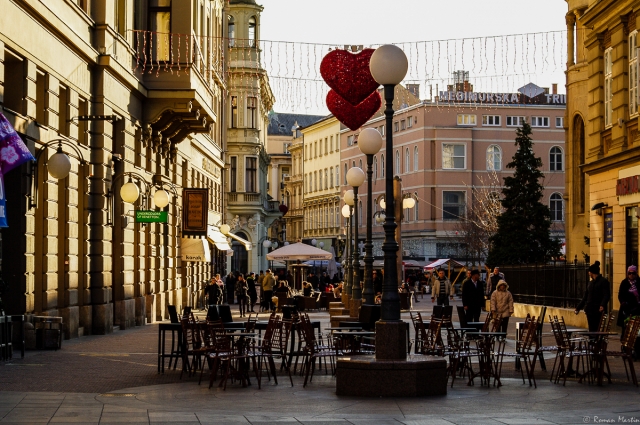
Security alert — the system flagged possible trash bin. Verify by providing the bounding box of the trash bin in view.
[34,316,62,350]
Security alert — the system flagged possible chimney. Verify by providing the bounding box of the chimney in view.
[552,84,558,95]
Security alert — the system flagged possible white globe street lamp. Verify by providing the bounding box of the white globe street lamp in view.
[120,181,140,204]
[47,149,72,180]
[403,197,416,209]
[153,189,170,208]
[344,190,355,206]
[220,224,231,235]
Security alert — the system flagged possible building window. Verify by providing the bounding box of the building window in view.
[395,150,400,173]
[550,193,564,222]
[36,70,46,124]
[457,114,476,126]
[228,15,235,47]
[413,146,419,171]
[359,159,363,170]
[347,135,354,146]
[58,85,69,136]
[330,135,334,152]
[482,115,501,126]
[325,138,328,155]
[443,191,465,221]
[335,165,339,186]
[245,157,257,192]
[379,125,385,136]
[605,47,613,127]
[549,146,563,171]
[401,120,406,130]
[230,96,238,128]
[381,154,385,177]
[149,0,171,61]
[330,168,334,188]
[325,169,328,189]
[247,96,257,129]
[314,142,317,157]
[373,156,378,179]
[3,51,24,114]
[555,117,564,128]
[531,116,550,127]
[408,116,413,128]
[414,193,419,221]
[248,16,256,47]
[344,164,348,185]
[506,116,525,127]
[486,145,502,171]
[230,156,237,192]
[442,144,465,169]
[631,31,638,116]
[394,122,399,132]
[405,148,410,173]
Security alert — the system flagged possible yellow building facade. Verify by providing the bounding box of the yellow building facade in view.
[565,0,640,310]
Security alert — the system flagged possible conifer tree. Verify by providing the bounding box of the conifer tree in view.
[486,121,560,265]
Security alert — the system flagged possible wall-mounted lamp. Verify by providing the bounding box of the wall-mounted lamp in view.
[105,172,181,227]
[28,138,88,209]
[591,202,608,211]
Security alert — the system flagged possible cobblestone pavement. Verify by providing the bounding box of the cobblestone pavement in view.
[1,299,639,424]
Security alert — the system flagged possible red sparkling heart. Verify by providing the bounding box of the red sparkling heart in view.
[320,49,380,106]
[327,89,381,131]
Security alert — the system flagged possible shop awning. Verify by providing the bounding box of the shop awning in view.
[207,226,231,251]
[227,231,252,251]
[180,237,211,262]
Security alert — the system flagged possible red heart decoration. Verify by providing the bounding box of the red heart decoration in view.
[320,49,380,106]
[327,89,381,131]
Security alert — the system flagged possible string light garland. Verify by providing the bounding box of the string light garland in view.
[130,30,569,113]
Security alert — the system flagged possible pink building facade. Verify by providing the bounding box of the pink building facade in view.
[340,86,566,265]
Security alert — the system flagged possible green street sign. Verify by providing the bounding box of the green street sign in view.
[135,210,168,223]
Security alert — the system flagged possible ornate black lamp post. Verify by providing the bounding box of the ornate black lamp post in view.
[358,129,383,305]
[346,167,366,301]
[369,45,408,323]
[342,191,354,299]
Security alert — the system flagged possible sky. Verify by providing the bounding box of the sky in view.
[257,0,570,114]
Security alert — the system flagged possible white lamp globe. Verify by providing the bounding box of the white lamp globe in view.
[153,189,170,208]
[341,204,351,218]
[272,241,279,249]
[284,241,290,246]
[344,189,355,206]
[403,197,416,209]
[346,167,366,187]
[319,241,324,248]
[370,44,408,86]
[311,239,317,246]
[47,150,72,180]
[358,128,383,155]
[220,224,231,235]
[263,240,272,248]
[120,181,140,203]
[380,198,386,209]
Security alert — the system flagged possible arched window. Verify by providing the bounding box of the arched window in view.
[414,146,419,171]
[381,154,385,177]
[228,16,235,47]
[344,164,348,185]
[359,159,363,169]
[248,16,256,47]
[374,156,378,179]
[395,150,400,174]
[550,146,563,171]
[405,148,410,173]
[550,193,564,221]
[486,145,502,171]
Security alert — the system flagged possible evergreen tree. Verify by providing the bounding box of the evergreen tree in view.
[486,121,560,265]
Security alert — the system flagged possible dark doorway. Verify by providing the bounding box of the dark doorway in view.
[231,231,249,274]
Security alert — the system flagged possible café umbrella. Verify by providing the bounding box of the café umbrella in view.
[266,242,333,261]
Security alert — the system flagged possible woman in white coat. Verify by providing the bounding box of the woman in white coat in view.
[490,280,514,334]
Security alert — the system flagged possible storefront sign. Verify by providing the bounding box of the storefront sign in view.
[617,175,640,196]
[437,83,566,105]
[135,210,168,223]
[182,188,208,236]
[604,212,614,244]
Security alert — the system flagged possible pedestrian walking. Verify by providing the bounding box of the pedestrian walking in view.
[235,274,249,317]
[490,280,514,334]
[431,269,453,306]
[575,261,611,332]
[246,272,258,312]
[462,269,485,323]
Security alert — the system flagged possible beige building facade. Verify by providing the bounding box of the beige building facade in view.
[564,0,640,311]
[0,0,242,339]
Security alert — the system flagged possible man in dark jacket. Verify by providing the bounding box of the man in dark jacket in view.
[575,261,611,332]
[246,272,258,312]
[308,272,320,291]
[462,269,485,322]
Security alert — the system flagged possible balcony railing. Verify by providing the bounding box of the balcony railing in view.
[227,192,280,213]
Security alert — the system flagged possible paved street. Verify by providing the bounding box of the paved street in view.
[1,300,639,424]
